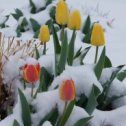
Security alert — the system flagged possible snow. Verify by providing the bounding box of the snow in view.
[42,121,52,126]
[50,65,103,97]
[91,106,126,126]
[0,0,126,126]
[0,0,126,65]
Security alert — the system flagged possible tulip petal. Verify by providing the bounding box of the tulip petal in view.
[59,80,76,101]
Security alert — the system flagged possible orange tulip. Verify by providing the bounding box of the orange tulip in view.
[23,63,40,83]
[59,79,76,101]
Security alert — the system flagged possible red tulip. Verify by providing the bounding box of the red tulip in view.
[23,63,40,83]
[59,79,76,101]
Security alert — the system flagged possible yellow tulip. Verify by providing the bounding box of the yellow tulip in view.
[39,25,50,44]
[68,10,82,30]
[91,23,105,46]
[55,0,69,25]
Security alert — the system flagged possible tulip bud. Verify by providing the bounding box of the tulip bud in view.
[68,10,82,30]
[55,0,69,25]
[39,25,50,44]
[23,63,40,83]
[59,79,76,101]
[91,23,105,46]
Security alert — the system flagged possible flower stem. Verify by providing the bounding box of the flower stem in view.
[60,26,65,42]
[43,43,46,55]
[23,79,26,89]
[94,46,99,64]
[58,101,67,126]
[31,83,34,98]
[33,88,38,99]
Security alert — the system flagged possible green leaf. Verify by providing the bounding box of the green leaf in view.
[74,47,82,59]
[50,6,56,20]
[11,9,23,20]
[56,100,75,126]
[34,30,40,38]
[61,100,75,125]
[82,32,91,44]
[68,30,76,65]
[13,120,20,126]
[76,94,88,108]
[52,23,61,76]
[98,65,124,109]
[104,56,112,68]
[18,89,31,126]
[30,18,40,32]
[0,15,9,28]
[29,0,36,13]
[52,24,61,54]
[35,45,40,59]
[117,70,126,81]
[46,19,53,32]
[46,0,54,6]
[41,67,53,91]
[82,15,91,34]
[80,46,91,64]
[94,46,106,79]
[16,17,28,33]
[73,116,92,126]
[85,84,101,115]
[58,32,68,74]
[38,107,58,126]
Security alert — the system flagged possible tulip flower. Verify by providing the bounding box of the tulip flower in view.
[59,79,76,101]
[68,10,82,30]
[55,0,69,25]
[91,23,105,63]
[39,25,50,55]
[23,63,40,97]
[55,0,69,41]
[57,79,76,126]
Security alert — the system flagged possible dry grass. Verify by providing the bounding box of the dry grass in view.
[0,32,41,120]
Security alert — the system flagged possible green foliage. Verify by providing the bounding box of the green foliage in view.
[13,120,20,126]
[73,117,92,126]
[11,9,23,20]
[74,47,82,59]
[82,16,92,44]
[46,0,54,6]
[76,94,88,108]
[94,46,106,79]
[117,70,126,81]
[82,31,91,44]
[18,89,31,126]
[58,32,68,74]
[30,18,40,32]
[29,0,36,13]
[50,6,56,20]
[85,84,101,115]
[55,100,75,126]
[39,67,54,91]
[34,30,40,38]
[80,46,91,64]
[82,15,91,34]
[38,107,58,126]
[98,65,124,110]
[68,30,76,65]
[52,24,61,75]
[16,17,28,37]
[35,44,40,59]
[104,56,112,68]
[29,0,54,14]
[0,15,9,28]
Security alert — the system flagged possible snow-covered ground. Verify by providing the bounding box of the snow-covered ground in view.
[0,0,126,66]
[0,0,126,126]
